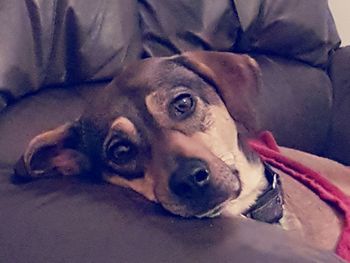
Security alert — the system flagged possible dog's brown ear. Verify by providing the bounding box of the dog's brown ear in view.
[14,122,90,182]
[174,51,261,135]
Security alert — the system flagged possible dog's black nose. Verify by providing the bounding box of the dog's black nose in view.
[169,159,210,198]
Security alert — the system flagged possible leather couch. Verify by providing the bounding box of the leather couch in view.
[0,0,348,262]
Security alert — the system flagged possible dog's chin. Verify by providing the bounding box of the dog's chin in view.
[194,203,228,218]
[163,204,224,218]
[194,195,248,219]
[160,196,236,218]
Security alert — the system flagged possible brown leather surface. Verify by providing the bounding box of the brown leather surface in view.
[0,87,343,263]
[233,0,340,67]
[141,0,340,66]
[0,0,141,103]
[0,172,343,263]
[139,0,241,56]
[326,46,350,165]
[0,0,343,158]
[0,1,347,261]
[0,0,340,104]
[254,55,333,154]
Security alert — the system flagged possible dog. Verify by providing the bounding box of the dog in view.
[14,51,350,253]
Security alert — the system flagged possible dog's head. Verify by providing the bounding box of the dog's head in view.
[15,51,267,218]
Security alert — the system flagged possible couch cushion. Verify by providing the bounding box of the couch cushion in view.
[0,0,141,106]
[139,0,241,56]
[254,55,333,155]
[234,0,340,67]
[141,0,340,68]
[0,86,343,263]
[0,0,340,109]
[326,46,350,165]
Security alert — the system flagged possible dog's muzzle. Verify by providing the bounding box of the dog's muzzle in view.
[166,157,241,217]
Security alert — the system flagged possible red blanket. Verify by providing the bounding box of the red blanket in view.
[248,132,350,262]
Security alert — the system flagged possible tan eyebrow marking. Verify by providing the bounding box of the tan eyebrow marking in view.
[145,91,182,128]
[145,92,165,125]
[111,117,138,140]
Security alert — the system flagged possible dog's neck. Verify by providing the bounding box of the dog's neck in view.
[223,159,267,214]
[242,163,284,224]
[223,159,284,224]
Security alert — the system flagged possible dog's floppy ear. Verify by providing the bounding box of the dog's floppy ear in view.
[174,51,261,135]
[13,122,90,182]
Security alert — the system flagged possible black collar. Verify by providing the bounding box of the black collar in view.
[242,163,284,224]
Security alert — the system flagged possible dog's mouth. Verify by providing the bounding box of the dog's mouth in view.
[160,196,235,219]
[195,202,228,218]
[194,169,241,218]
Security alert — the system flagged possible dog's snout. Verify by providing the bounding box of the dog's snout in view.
[169,159,210,198]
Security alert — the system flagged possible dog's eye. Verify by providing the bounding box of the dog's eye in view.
[108,140,137,165]
[169,93,196,119]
